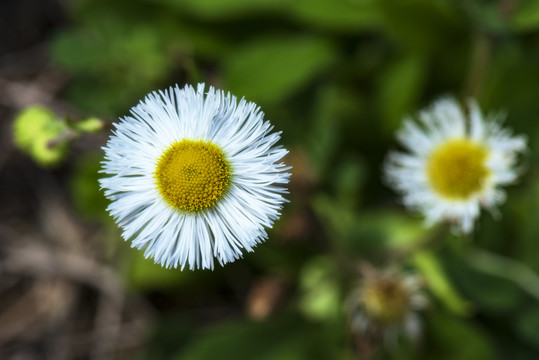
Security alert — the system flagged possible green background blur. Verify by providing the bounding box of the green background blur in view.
[3,0,539,359]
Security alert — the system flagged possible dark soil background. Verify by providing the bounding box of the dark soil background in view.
[0,2,152,359]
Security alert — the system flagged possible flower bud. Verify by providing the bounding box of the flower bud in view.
[13,106,69,166]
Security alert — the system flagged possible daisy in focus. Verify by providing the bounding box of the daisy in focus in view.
[100,83,290,270]
[384,97,526,233]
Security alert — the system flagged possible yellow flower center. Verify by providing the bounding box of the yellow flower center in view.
[154,139,230,212]
[362,278,409,324]
[426,138,490,200]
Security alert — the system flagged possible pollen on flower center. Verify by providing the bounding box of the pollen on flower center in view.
[426,138,490,200]
[154,139,230,212]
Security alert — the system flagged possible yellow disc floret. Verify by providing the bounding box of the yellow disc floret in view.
[361,276,410,325]
[154,139,230,212]
[427,138,490,200]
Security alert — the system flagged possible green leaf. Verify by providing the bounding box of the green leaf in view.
[378,0,462,54]
[456,248,528,312]
[366,212,426,250]
[333,156,365,210]
[424,309,494,360]
[223,36,335,104]
[377,55,425,133]
[312,195,358,251]
[313,198,428,257]
[51,17,172,113]
[509,180,539,274]
[412,251,471,315]
[515,305,539,346]
[349,211,426,256]
[155,0,287,19]
[511,0,539,32]
[307,85,361,176]
[298,256,341,321]
[461,1,509,34]
[289,0,382,32]
[174,317,338,360]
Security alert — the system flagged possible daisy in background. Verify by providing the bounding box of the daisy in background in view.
[384,97,526,233]
[100,83,290,270]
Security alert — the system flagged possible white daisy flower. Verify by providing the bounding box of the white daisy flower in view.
[384,97,526,233]
[100,83,290,270]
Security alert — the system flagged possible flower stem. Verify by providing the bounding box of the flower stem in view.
[463,0,519,99]
[463,32,491,100]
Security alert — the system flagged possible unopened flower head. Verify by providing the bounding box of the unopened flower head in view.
[347,265,427,348]
[100,83,290,270]
[13,105,69,166]
[384,98,526,233]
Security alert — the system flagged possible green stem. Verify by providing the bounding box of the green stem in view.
[465,246,539,301]
[47,128,77,148]
[463,0,519,99]
[463,31,491,100]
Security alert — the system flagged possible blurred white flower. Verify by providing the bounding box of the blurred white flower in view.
[384,97,526,233]
[100,83,290,270]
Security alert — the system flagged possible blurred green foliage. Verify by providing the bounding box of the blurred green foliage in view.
[13,106,70,166]
[54,0,539,358]
[173,315,346,360]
